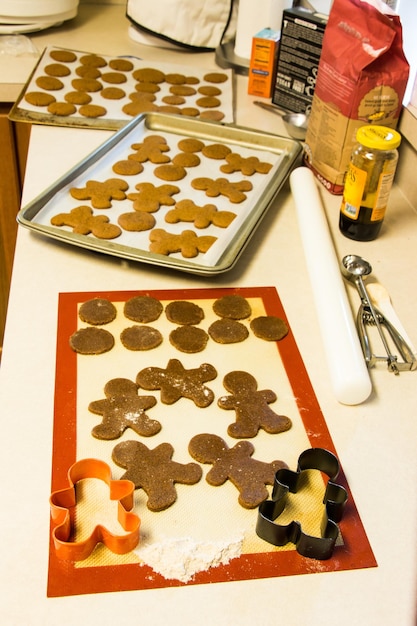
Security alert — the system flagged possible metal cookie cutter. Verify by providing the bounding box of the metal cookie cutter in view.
[256,448,348,560]
[50,458,140,561]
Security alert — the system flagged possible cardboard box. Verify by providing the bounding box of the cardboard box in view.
[272,8,328,113]
[248,28,280,98]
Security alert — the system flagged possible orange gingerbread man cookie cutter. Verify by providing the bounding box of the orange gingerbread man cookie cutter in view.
[49,458,140,560]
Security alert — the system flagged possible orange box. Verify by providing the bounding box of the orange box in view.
[248,28,280,98]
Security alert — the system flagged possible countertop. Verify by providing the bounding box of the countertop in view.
[1,4,417,625]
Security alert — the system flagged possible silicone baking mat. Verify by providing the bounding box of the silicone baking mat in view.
[48,286,376,597]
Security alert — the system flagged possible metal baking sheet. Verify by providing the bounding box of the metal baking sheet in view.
[9,45,234,130]
[17,112,302,275]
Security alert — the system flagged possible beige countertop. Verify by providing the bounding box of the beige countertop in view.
[1,4,417,625]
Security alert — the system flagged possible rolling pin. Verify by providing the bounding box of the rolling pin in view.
[289,167,372,405]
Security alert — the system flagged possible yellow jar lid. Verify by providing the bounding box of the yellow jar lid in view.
[356,125,402,150]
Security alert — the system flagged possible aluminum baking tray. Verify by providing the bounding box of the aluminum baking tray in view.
[17,112,302,275]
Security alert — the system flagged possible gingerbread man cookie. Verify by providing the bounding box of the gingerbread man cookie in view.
[129,134,171,164]
[88,377,161,440]
[218,371,292,438]
[191,177,253,203]
[220,153,273,176]
[149,228,217,258]
[51,205,122,239]
[188,434,287,508]
[165,199,236,229]
[70,178,129,209]
[136,358,217,407]
[112,440,202,511]
[127,182,180,212]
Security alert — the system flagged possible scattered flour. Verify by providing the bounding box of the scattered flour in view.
[135,534,244,583]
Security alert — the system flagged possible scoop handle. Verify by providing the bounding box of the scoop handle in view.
[289,167,372,405]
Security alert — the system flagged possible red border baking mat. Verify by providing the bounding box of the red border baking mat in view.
[47,286,376,597]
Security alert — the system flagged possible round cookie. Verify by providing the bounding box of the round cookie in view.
[101,71,127,84]
[109,58,134,72]
[112,159,144,176]
[71,78,103,93]
[132,67,166,83]
[118,211,156,232]
[100,87,126,100]
[47,102,76,116]
[65,91,92,105]
[177,138,205,153]
[36,76,64,91]
[79,54,107,68]
[196,96,221,108]
[25,91,56,107]
[208,319,249,344]
[78,297,117,325]
[169,85,196,97]
[75,65,101,79]
[169,326,209,353]
[165,300,204,325]
[69,327,115,354]
[203,72,228,83]
[124,295,163,323]
[153,164,186,182]
[79,104,108,118]
[198,85,222,96]
[250,316,289,341]
[44,63,71,77]
[172,152,200,167]
[120,325,163,351]
[212,294,252,319]
[49,49,77,63]
[202,143,231,160]
[199,110,225,121]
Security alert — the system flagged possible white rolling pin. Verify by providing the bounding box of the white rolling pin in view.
[289,167,372,405]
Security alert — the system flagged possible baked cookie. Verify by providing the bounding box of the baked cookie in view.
[218,370,292,438]
[101,71,127,84]
[201,143,231,160]
[88,377,160,439]
[44,63,71,77]
[70,178,129,209]
[100,87,126,100]
[78,297,117,325]
[71,78,103,92]
[129,135,171,164]
[50,49,77,63]
[36,76,64,91]
[177,138,205,153]
[112,159,144,176]
[51,205,122,239]
[25,92,56,107]
[203,72,228,83]
[79,54,107,68]
[136,358,217,407]
[79,104,107,118]
[111,440,202,511]
[132,67,166,83]
[118,211,156,232]
[127,182,180,212]
[149,228,217,258]
[153,164,187,182]
[188,434,287,508]
[165,199,236,228]
[47,102,77,116]
[65,91,92,105]
[69,326,115,355]
[109,58,134,72]
[220,153,273,176]
[191,177,253,203]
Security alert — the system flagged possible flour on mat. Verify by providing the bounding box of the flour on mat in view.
[135,534,244,582]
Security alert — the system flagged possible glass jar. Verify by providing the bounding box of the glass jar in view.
[339,125,401,241]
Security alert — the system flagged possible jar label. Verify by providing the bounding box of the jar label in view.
[340,163,367,220]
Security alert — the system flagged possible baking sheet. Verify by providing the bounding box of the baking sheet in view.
[48,286,376,598]
[9,45,234,130]
[17,113,302,274]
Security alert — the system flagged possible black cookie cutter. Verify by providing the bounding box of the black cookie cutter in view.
[256,448,348,560]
